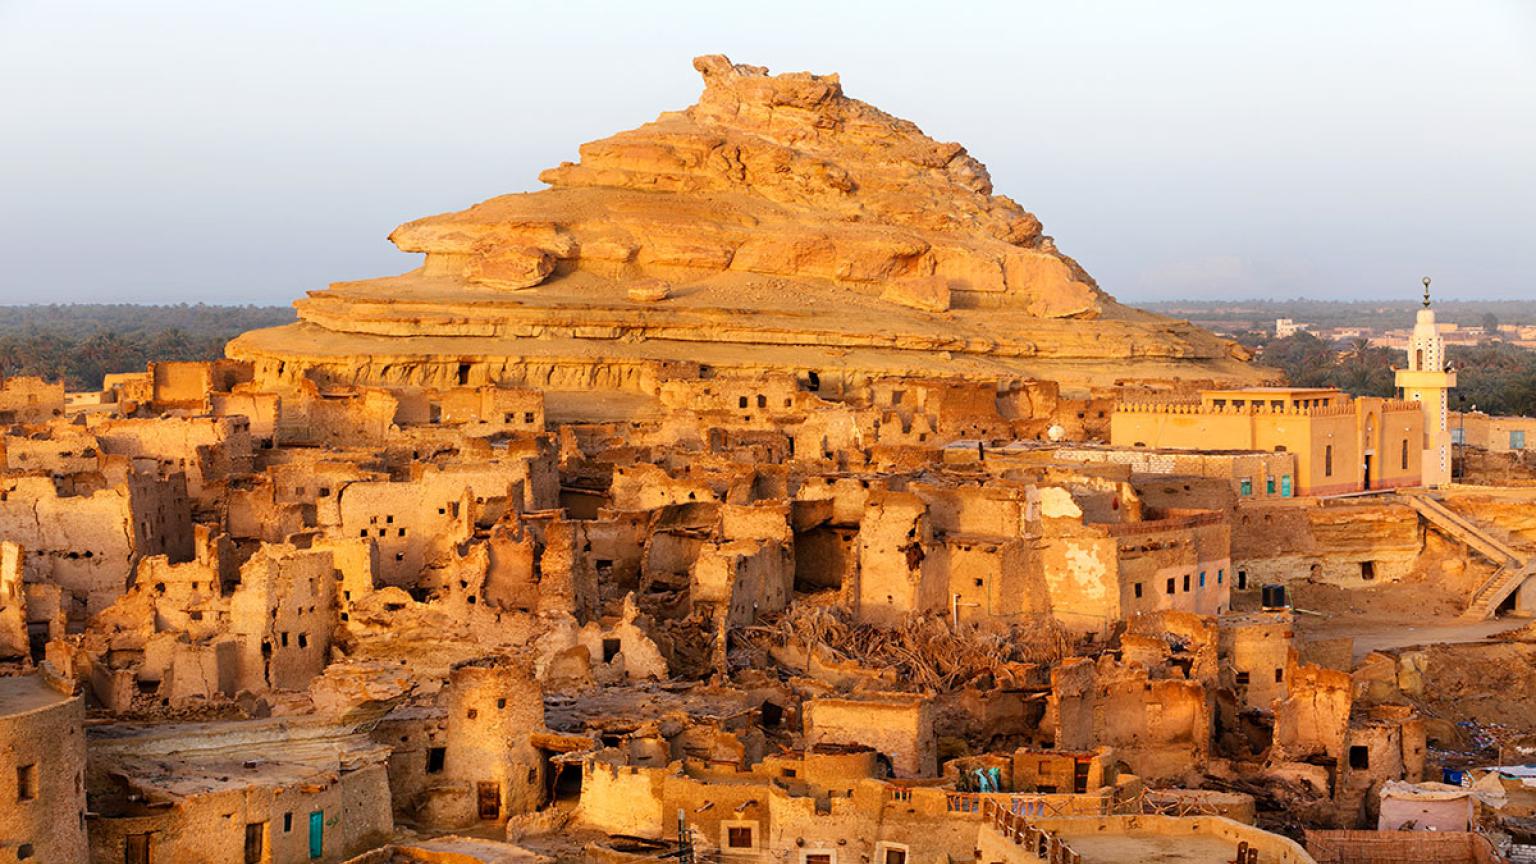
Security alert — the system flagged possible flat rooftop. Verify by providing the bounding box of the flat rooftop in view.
[0,674,73,717]
[1066,831,1248,864]
[1202,386,1340,395]
[88,718,388,799]
[97,737,388,803]
[984,440,1278,458]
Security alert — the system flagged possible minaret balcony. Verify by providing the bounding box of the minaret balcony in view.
[1395,369,1456,389]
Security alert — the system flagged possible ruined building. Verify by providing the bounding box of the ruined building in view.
[2,54,1532,864]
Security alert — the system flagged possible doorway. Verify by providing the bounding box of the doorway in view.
[546,757,582,803]
[243,822,265,864]
[1362,454,1373,490]
[125,834,151,864]
[477,782,502,820]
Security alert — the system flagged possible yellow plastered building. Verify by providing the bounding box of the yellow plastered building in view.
[1111,387,1425,497]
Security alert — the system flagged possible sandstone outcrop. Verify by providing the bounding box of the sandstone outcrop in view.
[229,55,1268,404]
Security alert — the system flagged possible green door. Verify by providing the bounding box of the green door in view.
[1281,475,1293,497]
[309,810,324,859]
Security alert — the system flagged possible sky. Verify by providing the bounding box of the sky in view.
[0,0,1533,306]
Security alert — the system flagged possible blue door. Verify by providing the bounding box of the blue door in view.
[309,811,324,859]
[1281,475,1293,497]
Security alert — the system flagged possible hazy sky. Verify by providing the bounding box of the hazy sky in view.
[2,1,1533,306]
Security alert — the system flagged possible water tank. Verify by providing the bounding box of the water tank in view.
[1261,584,1289,610]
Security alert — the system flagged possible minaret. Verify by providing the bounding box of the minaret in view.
[1395,277,1457,485]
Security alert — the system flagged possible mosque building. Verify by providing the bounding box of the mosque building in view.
[1112,282,1455,496]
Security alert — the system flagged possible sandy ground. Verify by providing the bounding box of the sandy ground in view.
[1271,578,1536,742]
[1339,617,1527,661]
[1283,578,1530,660]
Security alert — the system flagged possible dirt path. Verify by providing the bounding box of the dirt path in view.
[1342,617,1528,661]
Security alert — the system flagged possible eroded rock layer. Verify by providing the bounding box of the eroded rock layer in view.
[229,55,1268,397]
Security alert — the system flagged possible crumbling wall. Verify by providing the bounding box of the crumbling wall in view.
[1220,612,1295,711]
[1,425,102,476]
[1049,656,1210,783]
[535,595,669,683]
[691,538,791,626]
[0,376,65,423]
[803,695,936,778]
[855,492,943,626]
[0,475,143,615]
[1335,705,1426,827]
[579,756,667,837]
[0,542,29,659]
[90,415,254,506]
[1272,661,1352,765]
[228,545,337,691]
[333,476,473,587]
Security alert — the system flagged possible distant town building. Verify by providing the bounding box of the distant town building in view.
[1275,318,1308,338]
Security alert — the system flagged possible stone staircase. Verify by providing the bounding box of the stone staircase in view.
[1401,491,1535,619]
[1464,561,1536,620]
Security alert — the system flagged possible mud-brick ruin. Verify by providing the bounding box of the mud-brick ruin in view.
[3,55,1536,864]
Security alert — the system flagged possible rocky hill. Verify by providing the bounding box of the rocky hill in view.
[229,55,1269,403]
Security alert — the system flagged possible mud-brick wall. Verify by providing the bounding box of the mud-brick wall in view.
[692,538,790,627]
[1335,708,1425,828]
[1220,615,1295,711]
[334,478,471,587]
[804,697,936,779]
[660,770,773,855]
[1049,659,1210,784]
[0,476,141,616]
[1272,663,1351,763]
[855,492,945,626]
[829,782,983,864]
[1039,533,1120,635]
[228,546,337,693]
[765,784,887,864]
[0,679,86,864]
[428,662,546,829]
[0,377,64,423]
[579,758,667,837]
[88,764,392,864]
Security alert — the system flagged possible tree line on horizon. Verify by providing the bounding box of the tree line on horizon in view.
[0,304,295,390]
[1144,298,1536,331]
[1257,331,1536,418]
[1,304,1532,418]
